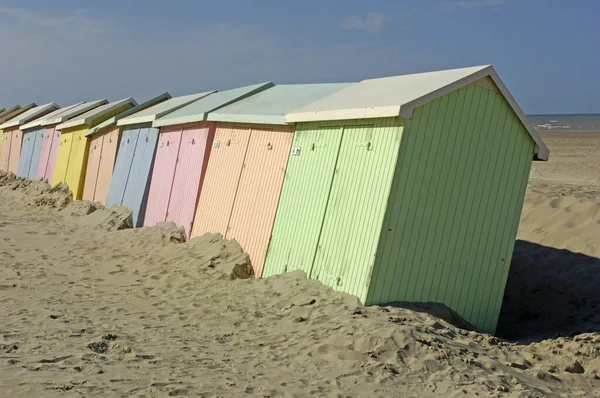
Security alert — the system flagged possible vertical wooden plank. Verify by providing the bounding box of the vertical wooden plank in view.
[373,99,436,304]
[416,90,465,301]
[402,95,450,300]
[366,84,535,333]
[28,128,46,179]
[446,90,495,313]
[106,126,139,208]
[83,133,104,202]
[63,127,89,200]
[124,126,160,227]
[0,127,13,172]
[479,117,533,331]
[44,127,62,182]
[17,130,35,178]
[191,124,252,238]
[143,126,182,227]
[262,123,343,278]
[225,125,294,277]
[8,129,23,174]
[37,127,54,180]
[311,120,403,301]
[457,93,508,320]
[166,123,213,237]
[94,126,121,205]
[52,129,73,186]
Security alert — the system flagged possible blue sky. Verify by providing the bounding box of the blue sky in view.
[0,0,597,114]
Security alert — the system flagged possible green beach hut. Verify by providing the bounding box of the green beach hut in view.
[263,65,549,334]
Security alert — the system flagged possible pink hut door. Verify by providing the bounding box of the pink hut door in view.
[166,124,213,237]
[36,127,54,180]
[0,130,12,172]
[44,128,62,181]
[143,126,182,228]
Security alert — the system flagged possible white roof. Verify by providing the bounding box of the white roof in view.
[0,103,59,129]
[285,65,548,160]
[117,92,213,126]
[57,98,137,130]
[38,100,108,128]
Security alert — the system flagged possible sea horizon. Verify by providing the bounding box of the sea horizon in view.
[527,113,600,131]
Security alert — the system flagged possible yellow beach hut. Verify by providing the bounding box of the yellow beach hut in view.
[53,98,137,199]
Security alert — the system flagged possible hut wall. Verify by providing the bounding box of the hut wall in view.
[367,84,535,334]
[83,126,121,204]
[191,124,252,237]
[262,118,403,296]
[143,122,214,237]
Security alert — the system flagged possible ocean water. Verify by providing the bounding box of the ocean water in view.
[527,114,600,131]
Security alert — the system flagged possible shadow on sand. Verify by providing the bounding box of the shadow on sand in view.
[497,240,600,343]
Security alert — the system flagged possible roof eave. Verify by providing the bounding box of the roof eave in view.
[117,115,155,126]
[41,100,109,126]
[117,92,215,127]
[152,114,207,128]
[57,98,137,130]
[207,113,287,125]
[284,106,401,124]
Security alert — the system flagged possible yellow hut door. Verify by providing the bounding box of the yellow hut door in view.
[52,133,73,185]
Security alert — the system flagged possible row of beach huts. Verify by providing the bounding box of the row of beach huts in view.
[0,65,549,333]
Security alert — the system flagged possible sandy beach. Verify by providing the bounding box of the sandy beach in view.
[0,130,599,397]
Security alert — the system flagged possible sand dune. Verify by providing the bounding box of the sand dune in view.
[0,131,599,397]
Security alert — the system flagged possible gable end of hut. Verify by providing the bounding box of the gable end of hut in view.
[366,82,535,334]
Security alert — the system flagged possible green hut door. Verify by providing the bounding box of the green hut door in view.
[263,125,343,277]
[311,123,402,301]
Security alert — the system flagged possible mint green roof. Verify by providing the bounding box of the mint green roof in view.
[85,93,172,137]
[206,83,354,125]
[153,82,274,128]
